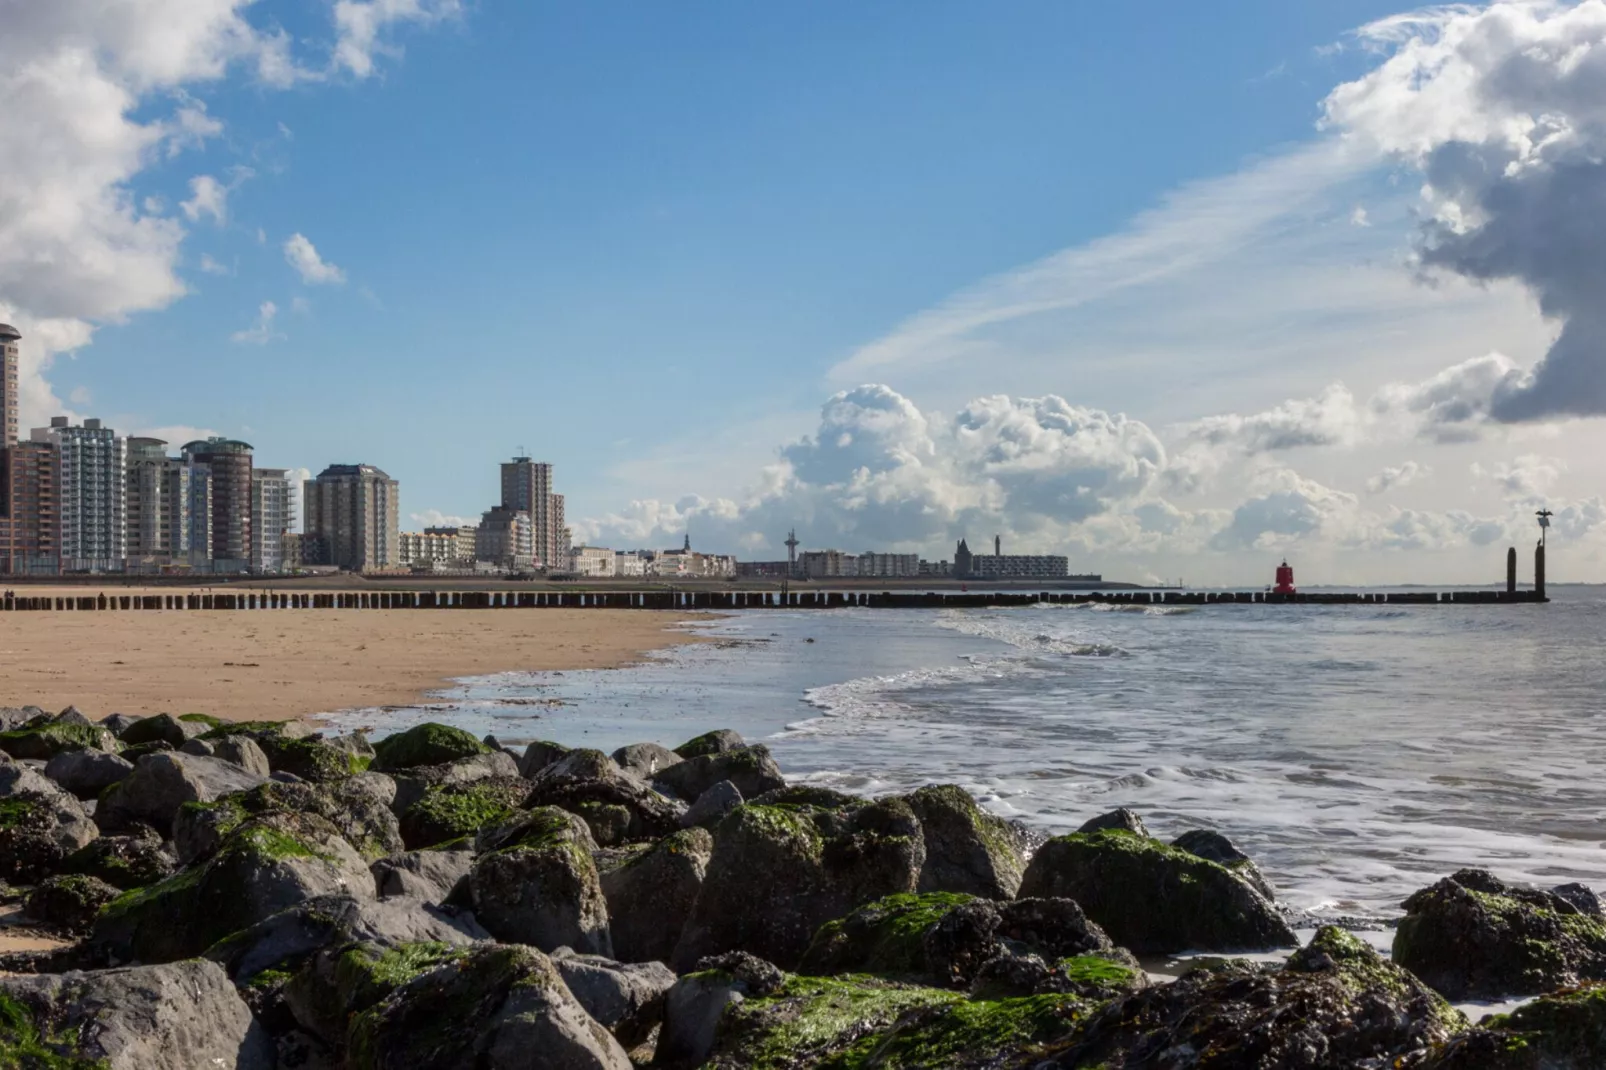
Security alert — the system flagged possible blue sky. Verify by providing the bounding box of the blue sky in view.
[7,1,1606,582]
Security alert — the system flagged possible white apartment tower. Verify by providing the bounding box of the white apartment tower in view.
[250,468,293,573]
[33,416,126,570]
[125,437,193,562]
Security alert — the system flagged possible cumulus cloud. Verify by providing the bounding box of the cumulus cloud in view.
[585,384,1166,554]
[1473,455,1566,499]
[1183,383,1363,454]
[1366,461,1430,494]
[283,233,346,285]
[0,1,451,428]
[198,253,229,275]
[1325,1,1606,422]
[230,300,280,345]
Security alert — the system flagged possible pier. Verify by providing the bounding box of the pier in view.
[0,587,1548,613]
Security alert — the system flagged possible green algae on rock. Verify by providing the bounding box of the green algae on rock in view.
[371,723,489,772]
[399,777,529,851]
[1422,983,1606,1069]
[1016,827,1295,956]
[1393,869,1606,1000]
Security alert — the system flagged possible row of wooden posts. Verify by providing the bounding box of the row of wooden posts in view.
[0,587,1547,613]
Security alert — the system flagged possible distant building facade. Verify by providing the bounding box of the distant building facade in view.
[475,507,533,570]
[303,464,400,571]
[33,417,125,571]
[568,545,615,577]
[0,441,60,574]
[183,438,254,571]
[426,525,478,563]
[399,530,462,568]
[125,437,192,565]
[953,538,1069,581]
[798,550,919,580]
[501,457,567,569]
[250,468,292,573]
[614,551,645,577]
[0,324,18,446]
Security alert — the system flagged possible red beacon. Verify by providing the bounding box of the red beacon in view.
[1273,560,1297,595]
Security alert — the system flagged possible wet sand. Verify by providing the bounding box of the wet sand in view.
[0,590,703,722]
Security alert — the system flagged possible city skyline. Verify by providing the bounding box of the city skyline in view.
[6,4,1606,584]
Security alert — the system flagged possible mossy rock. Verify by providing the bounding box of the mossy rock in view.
[468,808,612,955]
[1047,925,1464,1067]
[672,797,926,971]
[0,790,97,884]
[0,990,108,1069]
[176,779,403,865]
[400,777,529,851]
[115,713,201,749]
[198,719,296,742]
[599,826,713,964]
[345,943,629,1068]
[24,874,119,935]
[177,713,223,729]
[92,811,372,964]
[705,972,1094,1070]
[674,729,745,760]
[283,939,469,1047]
[903,785,1027,900]
[1424,983,1606,1069]
[60,832,176,890]
[256,735,368,783]
[1394,869,1606,1000]
[1016,828,1295,956]
[0,722,118,761]
[371,723,488,772]
[801,893,977,979]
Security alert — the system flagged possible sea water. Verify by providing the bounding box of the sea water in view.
[319,586,1606,920]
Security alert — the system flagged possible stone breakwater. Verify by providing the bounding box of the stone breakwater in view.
[0,705,1603,1068]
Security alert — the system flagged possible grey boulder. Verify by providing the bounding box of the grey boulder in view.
[610,742,682,779]
[0,958,274,1069]
[652,744,786,804]
[551,948,677,1048]
[97,751,267,835]
[372,848,475,901]
[44,749,135,800]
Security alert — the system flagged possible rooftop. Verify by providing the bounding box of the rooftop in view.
[0,323,20,343]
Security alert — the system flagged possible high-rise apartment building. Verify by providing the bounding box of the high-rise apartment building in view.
[303,464,399,571]
[0,324,19,447]
[125,437,194,563]
[182,439,253,570]
[32,417,125,571]
[0,442,59,574]
[500,456,565,569]
[250,468,292,573]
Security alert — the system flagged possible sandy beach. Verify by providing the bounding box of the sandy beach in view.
[0,590,702,723]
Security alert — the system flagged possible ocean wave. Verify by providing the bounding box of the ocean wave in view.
[1033,601,1197,616]
[780,655,1040,737]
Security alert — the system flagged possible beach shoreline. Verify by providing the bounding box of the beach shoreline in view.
[0,588,706,723]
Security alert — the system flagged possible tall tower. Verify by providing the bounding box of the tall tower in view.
[785,528,800,576]
[182,438,254,568]
[994,534,1001,557]
[501,456,559,568]
[35,416,126,570]
[304,463,399,571]
[0,323,20,446]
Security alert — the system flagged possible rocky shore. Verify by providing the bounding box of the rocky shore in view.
[2,703,1604,1068]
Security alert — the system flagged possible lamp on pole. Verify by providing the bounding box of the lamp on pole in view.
[1537,509,1553,548]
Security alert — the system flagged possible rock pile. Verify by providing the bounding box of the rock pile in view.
[1,708,1604,1068]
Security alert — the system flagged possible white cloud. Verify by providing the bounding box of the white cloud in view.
[1183,383,1364,455]
[230,300,280,345]
[1473,455,1566,500]
[180,174,228,224]
[1366,461,1430,494]
[283,233,346,285]
[198,253,229,275]
[0,1,453,425]
[135,424,218,445]
[68,386,92,406]
[1325,0,1606,422]
[410,509,476,529]
[333,0,463,79]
